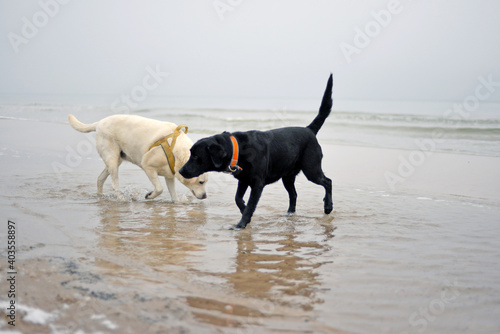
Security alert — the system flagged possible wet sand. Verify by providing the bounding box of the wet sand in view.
[1,117,500,333]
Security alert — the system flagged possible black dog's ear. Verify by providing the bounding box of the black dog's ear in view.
[207,143,227,168]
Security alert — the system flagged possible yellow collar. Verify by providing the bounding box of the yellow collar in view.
[149,124,188,174]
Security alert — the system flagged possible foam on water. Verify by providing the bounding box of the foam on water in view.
[0,302,56,325]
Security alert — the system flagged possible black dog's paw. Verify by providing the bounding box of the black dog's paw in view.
[229,222,247,230]
[324,203,334,214]
[281,211,295,217]
[324,197,333,214]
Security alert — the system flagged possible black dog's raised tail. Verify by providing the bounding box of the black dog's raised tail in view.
[307,74,333,135]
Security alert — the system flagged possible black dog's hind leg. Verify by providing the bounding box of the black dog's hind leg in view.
[321,176,333,214]
[235,181,249,214]
[301,147,333,214]
[232,183,264,229]
[282,175,297,214]
[304,169,333,214]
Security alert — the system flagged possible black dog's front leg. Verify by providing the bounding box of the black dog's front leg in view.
[235,181,248,214]
[232,184,264,229]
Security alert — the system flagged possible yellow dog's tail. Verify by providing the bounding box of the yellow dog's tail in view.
[68,114,97,133]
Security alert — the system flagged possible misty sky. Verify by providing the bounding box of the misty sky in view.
[1,0,500,103]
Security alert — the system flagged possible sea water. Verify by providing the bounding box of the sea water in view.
[1,97,499,156]
[1,98,499,333]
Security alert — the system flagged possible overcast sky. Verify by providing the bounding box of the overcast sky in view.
[1,0,499,103]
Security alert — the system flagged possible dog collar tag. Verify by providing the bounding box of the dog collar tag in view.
[226,164,242,175]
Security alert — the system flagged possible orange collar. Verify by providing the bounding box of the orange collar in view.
[229,136,239,167]
[227,135,242,174]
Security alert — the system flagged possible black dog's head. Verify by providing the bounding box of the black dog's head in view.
[180,133,230,179]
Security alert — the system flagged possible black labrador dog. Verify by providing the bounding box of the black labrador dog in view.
[180,74,333,229]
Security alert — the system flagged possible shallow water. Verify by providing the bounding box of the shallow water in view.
[2,151,500,332]
[1,106,500,333]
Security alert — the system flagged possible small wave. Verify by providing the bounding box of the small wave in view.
[0,115,35,122]
[3,102,500,156]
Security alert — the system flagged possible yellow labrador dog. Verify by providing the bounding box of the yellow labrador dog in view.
[68,114,208,201]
